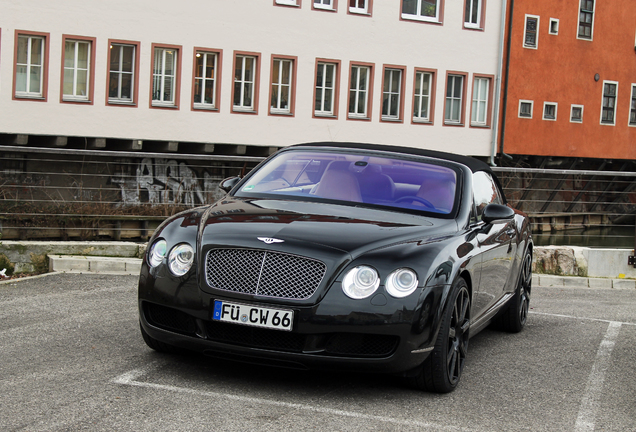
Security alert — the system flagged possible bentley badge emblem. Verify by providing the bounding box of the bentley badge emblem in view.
[257,237,284,244]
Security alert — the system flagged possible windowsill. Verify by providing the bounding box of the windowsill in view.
[270,110,293,116]
[413,118,433,125]
[108,99,136,106]
[628,123,636,128]
[470,123,491,128]
[600,122,615,126]
[151,102,178,109]
[14,94,46,101]
[349,9,370,16]
[275,1,300,7]
[523,45,538,49]
[314,113,337,119]
[233,107,257,114]
[542,118,556,121]
[570,120,583,124]
[348,114,370,121]
[381,116,403,123]
[444,121,464,127]
[519,115,532,119]
[463,24,484,31]
[314,6,336,12]
[193,104,219,111]
[401,14,442,25]
[62,97,91,104]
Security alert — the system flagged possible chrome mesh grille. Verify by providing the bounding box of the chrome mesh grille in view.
[205,248,326,300]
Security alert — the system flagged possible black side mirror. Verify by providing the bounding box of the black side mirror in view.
[482,203,515,224]
[219,176,241,193]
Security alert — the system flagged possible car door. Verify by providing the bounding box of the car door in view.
[471,172,517,318]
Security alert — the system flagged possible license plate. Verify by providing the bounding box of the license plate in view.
[212,300,294,331]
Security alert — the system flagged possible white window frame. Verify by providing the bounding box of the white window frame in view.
[445,74,464,124]
[349,65,370,119]
[15,35,45,98]
[382,68,402,121]
[542,102,558,121]
[570,104,584,123]
[152,47,177,106]
[314,0,334,10]
[234,55,257,112]
[464,0,482,29]
[63,40,91,101]
[523,15,540,49]
[413,71,433,123]
[271,58,293,114]
[577,0,595,41]
[600,81,618,126]
[108,43,135,103]
[629,85,636,127]
[402,0,441,24]
[471,77,490,126]
[549,18,559,35]
[519,100,533,119]
[193,51,218,109]
[315,62,337,116]
[349,0,368,14]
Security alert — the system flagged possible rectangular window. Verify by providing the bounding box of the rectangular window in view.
[543,102,557,121]
[270,56,296,115]
[381,67,404,121]
[14,32,48,99]
[151,45,181,108]
[578,0,594,40]
[348,63,373,120]
[108,42,138,105]
[519,100,533,118]
[570,104,584,123]
[630,85,636,126]
[193,50,221,110]
[315,60,339,117]
[413,69,435,123]
[524,15,539,48]
[549,18,559,35]
[402,0,442,23]
[314,0,335,10]
[61,36,95,103]
[444,73,465,125]
[233,52,260,113]
[601,81,617,125]
[471,76,490,126]
[349,0,370,14]
[464,0,482,29]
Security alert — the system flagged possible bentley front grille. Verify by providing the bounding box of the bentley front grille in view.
[205,248,327,300]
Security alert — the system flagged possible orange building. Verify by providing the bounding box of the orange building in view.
[500,0,636,160]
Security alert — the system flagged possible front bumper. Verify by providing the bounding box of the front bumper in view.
[138,266,448,374]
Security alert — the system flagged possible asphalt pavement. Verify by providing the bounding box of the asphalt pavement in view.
[0,273,634,431]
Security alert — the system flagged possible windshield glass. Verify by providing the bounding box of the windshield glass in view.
[235,150,459,215]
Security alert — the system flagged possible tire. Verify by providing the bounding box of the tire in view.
[409,277,471,393]
[494,248,532,333]
[140,323,182,354]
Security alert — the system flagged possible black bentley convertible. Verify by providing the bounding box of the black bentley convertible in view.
[138,142,532,393]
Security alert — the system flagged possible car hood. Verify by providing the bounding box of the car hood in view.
[199,197,458,257]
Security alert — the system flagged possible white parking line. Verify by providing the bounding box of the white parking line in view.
[574,322,622,432]
[530,312,629,432]
[112,363,475,432]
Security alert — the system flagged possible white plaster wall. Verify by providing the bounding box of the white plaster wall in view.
[0,0,504,155]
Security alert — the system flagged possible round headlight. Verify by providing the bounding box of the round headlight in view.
[342,266,380,299]
[386,268,419,298]
[168,243,195,276]
[148,240,167,267]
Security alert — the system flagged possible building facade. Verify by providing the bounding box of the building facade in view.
[1,0,506,156]
[500,0,636,160]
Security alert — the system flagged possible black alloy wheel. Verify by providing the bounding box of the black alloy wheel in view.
[409,277,470,393]
[494,248,532,333]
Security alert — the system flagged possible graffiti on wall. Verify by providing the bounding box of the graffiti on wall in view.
[111,158,223,207]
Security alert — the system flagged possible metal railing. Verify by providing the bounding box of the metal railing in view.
[1,150,634,248]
